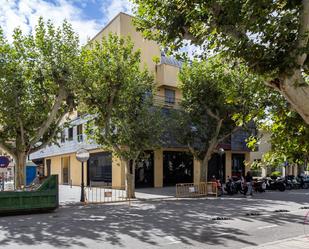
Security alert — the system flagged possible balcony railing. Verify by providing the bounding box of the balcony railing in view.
[153,95,182,109]
[77,134,84,143]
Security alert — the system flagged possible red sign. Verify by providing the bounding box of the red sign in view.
[0,156,10,168]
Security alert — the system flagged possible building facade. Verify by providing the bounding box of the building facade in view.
[249,131,299,177]
[30,12,253,188]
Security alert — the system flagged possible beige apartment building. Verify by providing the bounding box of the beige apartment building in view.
[30,12,252,188]
[250,131,299,177]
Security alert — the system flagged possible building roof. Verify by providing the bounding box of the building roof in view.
[160,53,183,68]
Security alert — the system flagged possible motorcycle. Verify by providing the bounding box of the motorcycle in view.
[225,177,238,195]
[267,177,286,191]
[254,178,267,193]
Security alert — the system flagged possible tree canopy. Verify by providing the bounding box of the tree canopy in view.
[132,0,309,124]
[168,57,266,181]
[80,34,164,196]
[0,18,80,187]
[250,97,309,171]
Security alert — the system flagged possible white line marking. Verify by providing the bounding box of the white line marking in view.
[164,236,181,245]
[257,224,278,230]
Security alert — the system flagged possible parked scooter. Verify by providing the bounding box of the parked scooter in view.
[225,176,238,195]
[267,177,286,191]
[254,178,267,193]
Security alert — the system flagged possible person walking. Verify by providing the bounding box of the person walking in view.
[245,171,253,196]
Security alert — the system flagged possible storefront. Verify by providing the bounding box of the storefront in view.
[163,151,193,186]
[87,152,112,186]
[135,151,154,188]
[232,153,246,178]
[208,153,226,182]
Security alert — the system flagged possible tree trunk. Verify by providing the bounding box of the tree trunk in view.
[131,160,136,198]
[271,73,309,124]
[200,157,209,183]
[15,151,27,189]
[124,159,135,198]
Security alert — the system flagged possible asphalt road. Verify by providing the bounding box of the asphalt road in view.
[0,190,309,249]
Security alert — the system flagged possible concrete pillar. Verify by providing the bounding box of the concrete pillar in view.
[193,158,201,184]
[262,167,267,177]
[225,151,232,181]
[245,152,250,174]
[154,149,163,187]
[112,155,124,188]
[282,166,286,177]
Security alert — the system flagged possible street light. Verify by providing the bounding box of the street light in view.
[76,148,89,202]
[218,148,225,181]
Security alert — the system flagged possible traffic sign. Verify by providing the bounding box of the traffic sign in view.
[0,156,10,168]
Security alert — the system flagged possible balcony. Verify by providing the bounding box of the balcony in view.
[156,63,180,88]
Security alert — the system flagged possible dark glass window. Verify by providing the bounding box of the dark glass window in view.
[88,152,112,185]
[61,130,66,143]
[77,124,83,142]
[68,127,73,141]
[164,88,175,104]
[163,151,193,186]
[232,153,245,178]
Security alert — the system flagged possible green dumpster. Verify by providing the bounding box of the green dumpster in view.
[0,175,59,215]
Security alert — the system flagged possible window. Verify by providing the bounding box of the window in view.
[164,88,175,104]
[61,130,66,143]
[68,127,73,141]
[77,124,83,142]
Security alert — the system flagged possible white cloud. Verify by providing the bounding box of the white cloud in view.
[0,0,104,44]
[100,0,134,22]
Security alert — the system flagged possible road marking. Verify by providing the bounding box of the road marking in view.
[257,224,278,230]
[164,236,181,245]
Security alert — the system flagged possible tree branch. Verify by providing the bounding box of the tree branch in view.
[217,125,242,145]
[296,0,309,66]
[188,143,199,159]
[0,142,16,159]
[203,118,223,163]
[205,106,220,121]
[104,87,118,137]
[29,111,66,154]
[18,117,25,147]
[29,86,68,147]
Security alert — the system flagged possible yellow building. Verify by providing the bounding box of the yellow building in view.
[30,12,252,188]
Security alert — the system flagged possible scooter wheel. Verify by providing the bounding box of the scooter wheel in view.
[278,185,285,192]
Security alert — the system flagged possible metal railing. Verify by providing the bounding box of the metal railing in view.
[85,185,131,204]
[176,182,218,198]
[153,95,182,109]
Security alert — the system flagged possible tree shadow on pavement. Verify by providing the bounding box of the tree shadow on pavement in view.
[0,195,307,248]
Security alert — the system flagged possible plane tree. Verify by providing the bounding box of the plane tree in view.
[80,34,164,197]
[168,58,266,182]
[0,19,80,188]
[249,96,309,172]
[132,0,309,124]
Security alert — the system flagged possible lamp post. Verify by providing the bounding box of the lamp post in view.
[76,148,89,202]
[218,148,225,181]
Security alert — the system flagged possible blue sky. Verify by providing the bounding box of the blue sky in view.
[0,0,133,43]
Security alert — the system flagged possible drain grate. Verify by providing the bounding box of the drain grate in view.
[274,209,290,213]
[246,212,261,216]
[211,216,232,220]
[300,207,309,209]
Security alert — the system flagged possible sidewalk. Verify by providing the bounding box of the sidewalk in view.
[59,185,176,205]
[244,236,309,248]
